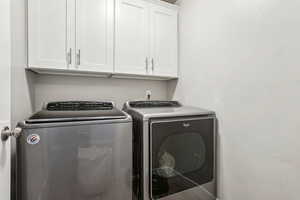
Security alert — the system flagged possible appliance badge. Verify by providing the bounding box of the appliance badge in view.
[183,123,191,128]
[27,134,40,145]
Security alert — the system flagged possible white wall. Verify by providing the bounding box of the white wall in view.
[170,0,300,199]
[0,0,11,199]
[0,0,11,125]
[34,75,168,111]
[11,0,36,127]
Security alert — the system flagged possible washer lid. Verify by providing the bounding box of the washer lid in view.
[26,101,127,124]
[124,101,215,120]
[46,101,114,111]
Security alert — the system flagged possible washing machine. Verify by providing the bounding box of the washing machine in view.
[123,101,217,200]
[13,101,132,200]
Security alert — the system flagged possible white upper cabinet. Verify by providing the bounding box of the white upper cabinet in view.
[28,0,69,69]
[115,0,178,77]
[150,5,178,77]
[75,0,114,72]
[115,0,150,75]
[28,0,179,79]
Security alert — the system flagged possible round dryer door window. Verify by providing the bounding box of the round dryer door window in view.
[155,133,206,179]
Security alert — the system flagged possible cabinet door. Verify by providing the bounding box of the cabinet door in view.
[28,0,70,69]
[115,0,150,75]
[150,5,178,77]
[75,0,114,72]
[0,0,11,199]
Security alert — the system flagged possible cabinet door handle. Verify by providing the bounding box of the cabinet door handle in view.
[151,58,154,71]
[67,48,72,65]
[145,57,149,72]
[77,49,81,66]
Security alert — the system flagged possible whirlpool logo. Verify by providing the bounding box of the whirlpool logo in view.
[183,123,191,128]
[27,134,40,145]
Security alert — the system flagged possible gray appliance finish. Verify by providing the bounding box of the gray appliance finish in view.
[123,101,217,200]
[14,101,132,200]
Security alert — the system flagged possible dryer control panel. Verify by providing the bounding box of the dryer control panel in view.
[129,101,181,108]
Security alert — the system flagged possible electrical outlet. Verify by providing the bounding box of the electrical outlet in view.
[146,90,152,100]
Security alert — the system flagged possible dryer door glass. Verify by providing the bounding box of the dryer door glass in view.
[150,117,214,199]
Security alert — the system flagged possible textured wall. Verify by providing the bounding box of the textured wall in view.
[170,0,300,199]
[34,75,168,111]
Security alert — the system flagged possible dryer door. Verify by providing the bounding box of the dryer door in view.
[150,117,215,199]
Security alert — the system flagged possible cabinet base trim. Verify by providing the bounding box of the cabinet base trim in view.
[27,67,178,81]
